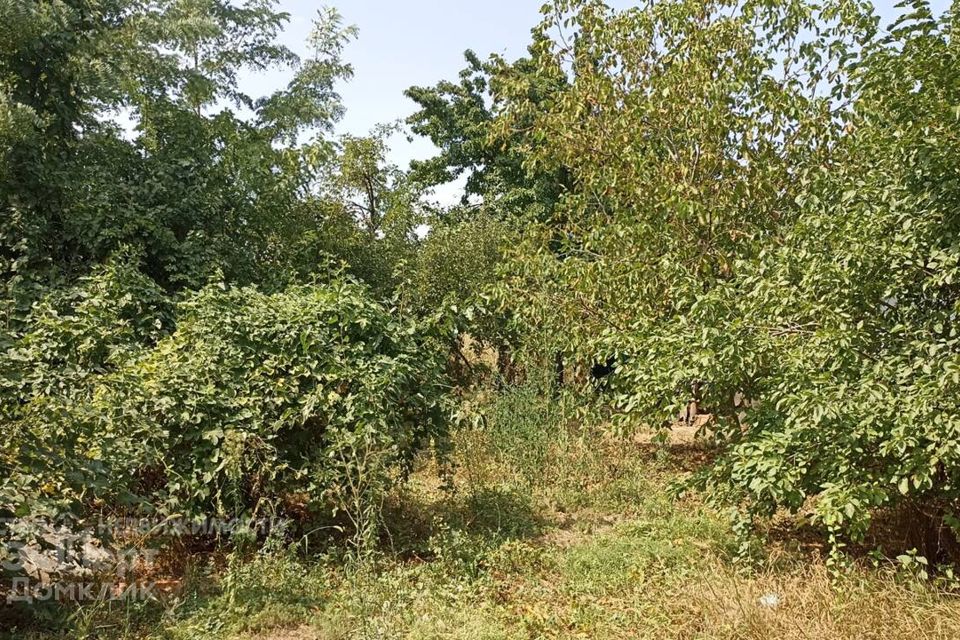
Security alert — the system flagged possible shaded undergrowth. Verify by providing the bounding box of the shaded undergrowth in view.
[8,386,960,640]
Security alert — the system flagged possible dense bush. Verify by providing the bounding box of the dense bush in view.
[0,253,173,518]
[400,212,518,382]
[0,273,450,531]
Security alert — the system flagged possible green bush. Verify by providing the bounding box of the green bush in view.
[0,252,173,518]
[1,274,450,534]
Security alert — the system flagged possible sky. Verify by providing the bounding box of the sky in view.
[241,0,949,198]
[244,0,557,173]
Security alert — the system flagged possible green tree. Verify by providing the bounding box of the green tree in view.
[290,126,429,299]
[490,0,960,558]
[405,47,570,221]
[0,1,356,306]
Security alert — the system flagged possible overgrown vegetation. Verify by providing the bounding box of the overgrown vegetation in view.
[2,266,449,530]
[494,0,960,560]
[11,393,960,638]
[2,0,960,636]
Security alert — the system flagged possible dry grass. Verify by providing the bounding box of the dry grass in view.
[20,417,960,640]
[227,427,960,640]
[678,563,960,640]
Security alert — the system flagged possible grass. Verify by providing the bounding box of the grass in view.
[8,391,960,639]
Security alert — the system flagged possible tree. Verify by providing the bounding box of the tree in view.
[0,0,356,305]
[405,47,570,221]
[488,0,960,557]
[332,129,422,239]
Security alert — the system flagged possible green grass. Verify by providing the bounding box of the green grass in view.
[9,417,960,640]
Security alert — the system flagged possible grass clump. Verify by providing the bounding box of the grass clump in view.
[12,383,960,640]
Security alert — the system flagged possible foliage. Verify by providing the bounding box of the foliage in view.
[311,127,428,298]
[0,0,357,304]
[5,0,960,629]
[467,377,565,486]
[0,251,173,518]
[1,275,450,533]
[405,48,570,221]
[27,388,960,640]
[492,0,960,555]
[0,0,443,552]
[399,211,516,381]
[706,1,960,552]
[403,212,508,315]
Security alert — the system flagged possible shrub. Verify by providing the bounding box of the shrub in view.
[0,251,173,519]
[1,276,451,539]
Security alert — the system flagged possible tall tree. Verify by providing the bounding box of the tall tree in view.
[0,0,356,306]
[405,46,570,221]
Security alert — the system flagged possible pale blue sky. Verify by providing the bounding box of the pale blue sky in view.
[335,0,551,167]
[244,0,558,172]
[242,0,948,182]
